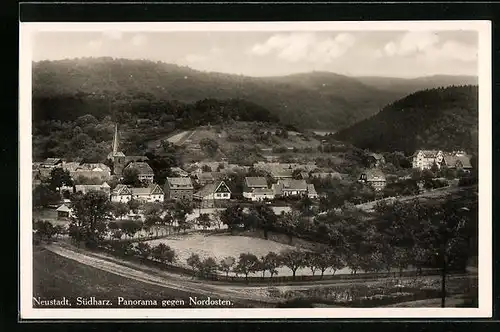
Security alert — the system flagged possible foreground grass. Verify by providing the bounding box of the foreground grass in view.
[33,246,238,308]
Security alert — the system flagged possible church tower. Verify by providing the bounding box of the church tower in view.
[108,123,126,176]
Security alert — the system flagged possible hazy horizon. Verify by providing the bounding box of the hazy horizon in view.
[32,56,479,81]
[32,30,479,78]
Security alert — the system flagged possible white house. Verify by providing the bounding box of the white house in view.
[130,184,165,203]
[110,184,132,203]
[249,188,275,201]
[243,177,269,199]
[194,181,232,201]
[273,179,308,197]
[412,150,444,170]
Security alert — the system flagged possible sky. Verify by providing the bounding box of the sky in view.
[31,30,479,78]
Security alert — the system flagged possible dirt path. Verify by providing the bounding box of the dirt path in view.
[44,244,276,305]
[356,185,470,212]
[176,129,197,146]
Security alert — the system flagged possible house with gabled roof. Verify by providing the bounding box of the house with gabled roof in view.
[307,184,319,199]
[41,158,63,168]
[74,182,111,196]
[110,184,133,203]
[270,169,293,180]
[412,150,444,170]
[359,169,387,191]
[164,177,194,201]
[124,162,155,183]
[194,181,231,207]
[56,204,73,220]
[366,153,386,168]
[443,153,473,172]
[273,179,309,197]
[130,184,165,203]
[171,167,189,177]
[243,177,272,200]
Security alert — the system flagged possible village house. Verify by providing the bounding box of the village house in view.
[193,181,232,207]
[359,169,387,191]
[110,184,164,203]
[110,184,133,203]
[249,188,276,201]
[307,184,319,199]
[69,163,112,182]
[56,204,73,220]
[443,152,473,172]
[170,167,189,177]
[130,184,165,203]
[310,172,343,180]
[273,179,309,197]
[412,150,444,170]
[124,155,150,164]
[73,182,111,196]
[195,172,224,185]
[185,161,229,175]
[164,177,194,201]
[124,162,155,183]
[243,177,270,200]
[270,169,293,181]
[41,158,63,169]
[366,153,386,168]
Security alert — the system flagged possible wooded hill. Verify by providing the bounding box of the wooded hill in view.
[333,85,479,155]
[32,57,476,130]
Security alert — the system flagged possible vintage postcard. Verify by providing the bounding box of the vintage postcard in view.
[19,21,492,319]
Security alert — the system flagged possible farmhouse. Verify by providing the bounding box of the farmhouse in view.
[74,182,111,196]
[193,181,231,207]
[243,176,268,193]
[310,172,343,180]
[124,162,155,183]
[366,153,385,168]
[412,150,444,170]
[307,184,319,199]
[273,179,308,197]
[69,163,112,182]
[41,158,63,168]
[130,184,165,203]
[164,177,194,201]
[443,153,473,172]
[250,188,275,201]
[359,169,387,191]
[243,177,271,200]
[270,169,293,180]
[110,184,133,203]
[56,204,73,220]
[170,167,189,177]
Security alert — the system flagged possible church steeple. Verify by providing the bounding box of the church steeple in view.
[113,123,119,156]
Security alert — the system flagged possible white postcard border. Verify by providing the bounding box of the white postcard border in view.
[19,20,492,320]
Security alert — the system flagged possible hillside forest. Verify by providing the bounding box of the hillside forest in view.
[334,85,479,155]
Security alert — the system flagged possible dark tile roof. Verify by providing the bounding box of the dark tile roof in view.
[125,162,154,175]
[166,177,194,189]
[245,177,268,188]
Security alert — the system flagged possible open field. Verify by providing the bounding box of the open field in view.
[33,246,204,307]
[146,233,351,277]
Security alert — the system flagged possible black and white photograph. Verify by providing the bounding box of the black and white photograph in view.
[19,21,492,319]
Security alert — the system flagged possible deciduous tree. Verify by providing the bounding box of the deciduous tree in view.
[219,256,236,277]
[280,249,306,280]
[70,191,113,247]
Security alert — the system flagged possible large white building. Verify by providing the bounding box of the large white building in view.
[412,150,444,170]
